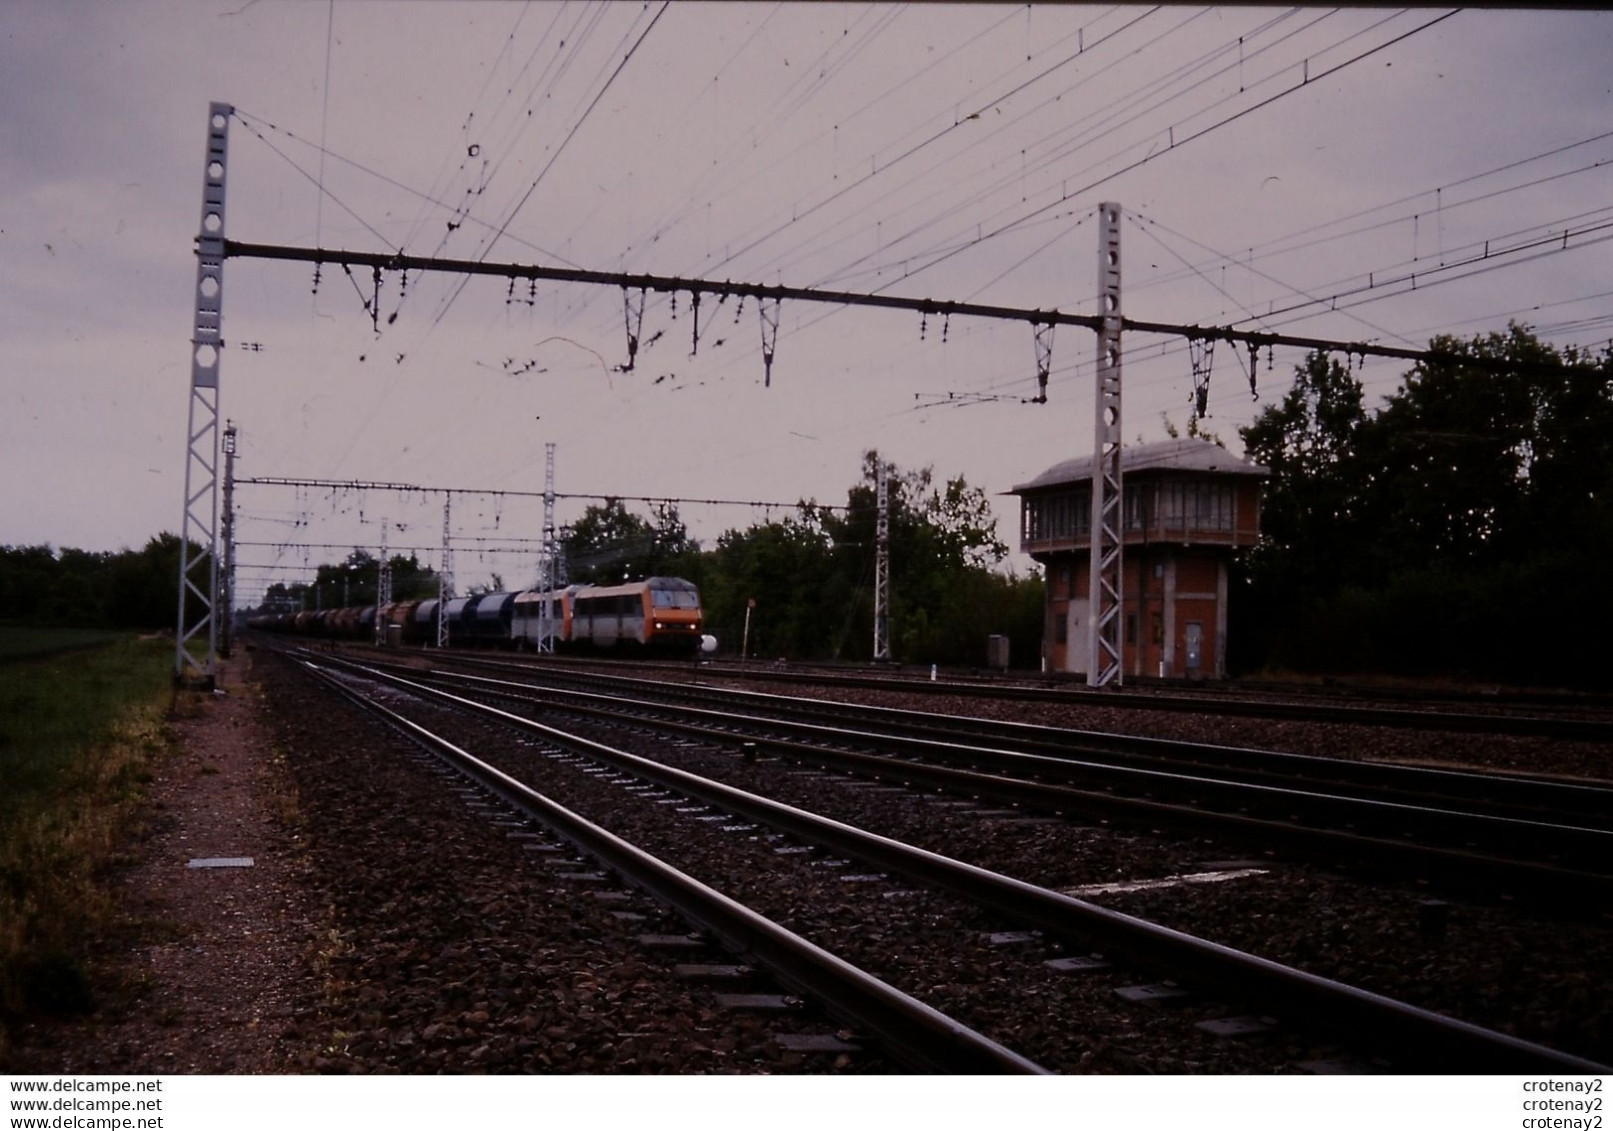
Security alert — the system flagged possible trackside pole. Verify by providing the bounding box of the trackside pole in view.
[175,102,233,687]
[1087,203,1124,688]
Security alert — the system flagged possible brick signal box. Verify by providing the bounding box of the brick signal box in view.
[1011,438,1268,680]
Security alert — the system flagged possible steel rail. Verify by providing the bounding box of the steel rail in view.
[394,663,1613,878]
[431,667,1613,909]
[662,672,1613,821]
[313,653,1609,1073]
[696,662,1613,744]
[469,659,1613,823]
[295,658,1046,1075]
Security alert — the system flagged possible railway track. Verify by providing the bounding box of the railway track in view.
[358,652,1613,908]
[301,656,1039,1073]
[280,645,1610,1072]
[447,657,1613,817]
[543,653,1613,742]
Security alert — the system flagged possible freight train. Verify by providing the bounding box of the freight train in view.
[247,576,709,653]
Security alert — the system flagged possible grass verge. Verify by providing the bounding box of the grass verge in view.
[0,625,131,664]
[0,633,176,1061]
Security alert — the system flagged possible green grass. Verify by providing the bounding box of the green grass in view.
[0,635,171,816]
[0,634,177,1056]
[0,625,130,664]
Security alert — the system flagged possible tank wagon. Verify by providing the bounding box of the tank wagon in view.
[466,592,519,647]
[410,599,441,645]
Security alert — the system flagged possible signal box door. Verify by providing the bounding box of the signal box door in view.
[1184,621,1203,676]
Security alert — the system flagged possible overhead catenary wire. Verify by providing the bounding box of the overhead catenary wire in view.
[1127,209,1415,349]
[210,3,1606,514]
[243,6,1487,391]
[1162,127,1613,280]
[235,474,850,513]
[563,6,1181,351]
[768,9,1459,354]
[234,115,401,254]
[314,0,335,251]
[561,5,1471,383]
[850,9,1460,294]
[429,2,671,331]
[396,0,538,258]
[710,1,1031,215]
[1120,149,1613,313]
[688,7,1168,291]
[1219,213,1613,334]
[793,5,1294,288]
[770,6,1333,293]
[552,2,916,337]
[420,2,613,266]
[558,2,788,271]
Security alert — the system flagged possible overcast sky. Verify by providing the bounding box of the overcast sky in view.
[4,3,1612,602]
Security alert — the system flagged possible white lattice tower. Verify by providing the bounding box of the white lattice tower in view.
[219,421,237,658]
[1087,203,1125,687]
[537,442,557,652]
[437,496,453,648]
[873,454,891,663]
[375,519,391,645]
[174,103,232,686]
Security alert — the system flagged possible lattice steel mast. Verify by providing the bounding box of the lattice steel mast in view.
[1087,203,1125,688]
[873,454,891,663]
[537,442,557,653]
[375,519,391,646]
[219,421,238,659]
[438,497,453,648]
[174,103,232,685]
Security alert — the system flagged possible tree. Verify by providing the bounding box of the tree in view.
[384,554,440,601]
[1240,351,1369,584]
[1237,327,1613,685]
[313,549,380,609]
[253,552,437,612]
[701,513,840,659]
[1366,327,1549,567]
[96,533,205,629]
[1366,325,1613,567]
[561,500,697,584]
[259,581,307,614]
[812,453,1019,665]
[0,545,71,624]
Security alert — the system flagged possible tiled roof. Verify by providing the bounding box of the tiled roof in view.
[1011,438,1269,493]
